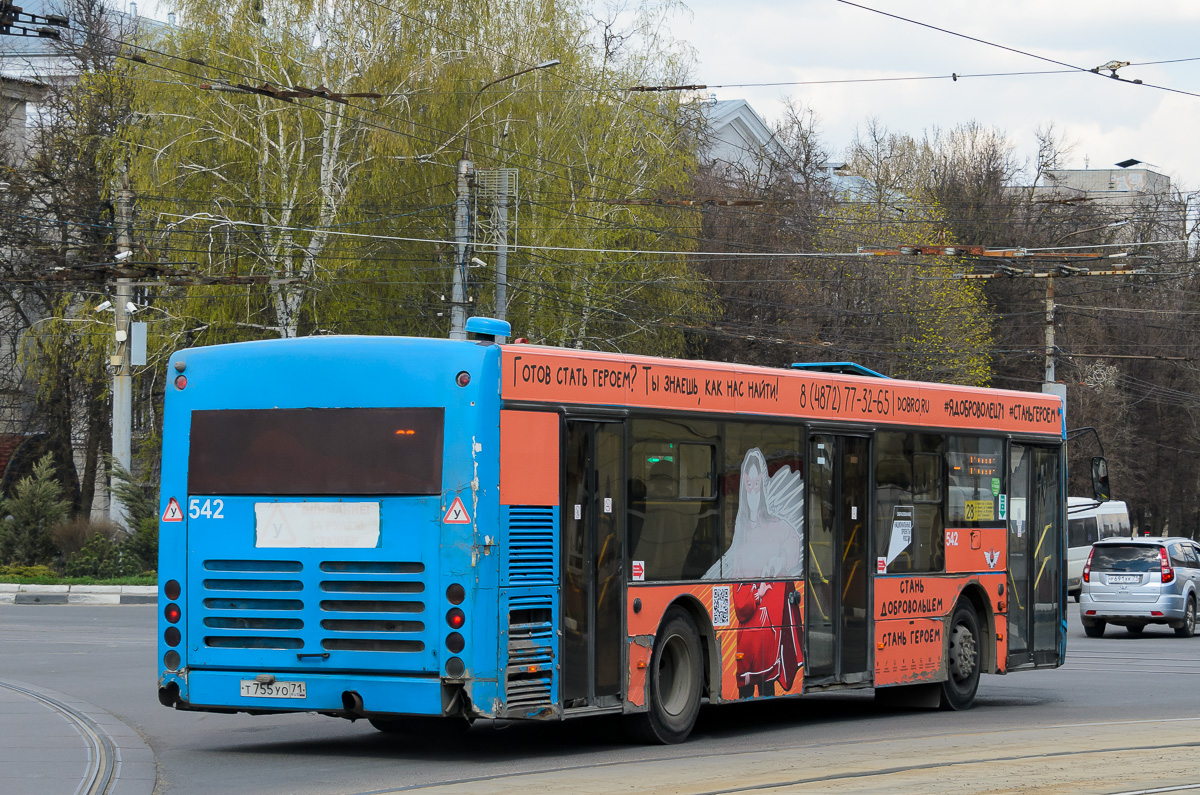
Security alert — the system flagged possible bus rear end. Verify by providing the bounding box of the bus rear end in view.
[156,335,502,725]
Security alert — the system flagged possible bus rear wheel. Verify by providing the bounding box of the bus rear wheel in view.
[939,601,981,711]
[627,607,703,744]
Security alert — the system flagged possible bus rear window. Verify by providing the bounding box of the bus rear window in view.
[189,408,444,495]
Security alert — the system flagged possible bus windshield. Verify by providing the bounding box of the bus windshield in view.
[188,407,444,495]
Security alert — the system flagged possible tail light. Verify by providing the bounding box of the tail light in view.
[1160,547,1175,583]
[1083,548,1094,583]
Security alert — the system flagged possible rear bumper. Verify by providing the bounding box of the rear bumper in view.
[163,669,447,717]
[1080,593,1187,625]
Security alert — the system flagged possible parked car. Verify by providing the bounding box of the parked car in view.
[1080,536,1200,638]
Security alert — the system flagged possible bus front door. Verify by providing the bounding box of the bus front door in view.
[1007,443,1064,669]
[562,421,624,709]
[805,434,871,684]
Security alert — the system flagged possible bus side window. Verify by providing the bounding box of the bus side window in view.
[876,433,945,573]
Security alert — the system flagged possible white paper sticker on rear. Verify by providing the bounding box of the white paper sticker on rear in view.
[255,502,380,548]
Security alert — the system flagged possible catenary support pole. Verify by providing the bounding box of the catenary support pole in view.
[494,168,509,343]
[450,158,473,340]
[111,178,133,528]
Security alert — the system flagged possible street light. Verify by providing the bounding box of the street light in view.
[450,58,560,340]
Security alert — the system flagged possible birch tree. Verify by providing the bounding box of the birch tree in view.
[129,0,709,351]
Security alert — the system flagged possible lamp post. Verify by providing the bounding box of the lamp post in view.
[449,59,559,340]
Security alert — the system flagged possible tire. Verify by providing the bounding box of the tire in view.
[939,601,981,711]
[1072,591,1081,604]
[1127,624,1146,636]
[627,607,704,744]
[1082,619,1106,638]
[1174,598,1196,638]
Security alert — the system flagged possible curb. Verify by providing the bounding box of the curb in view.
[0,678,157,795]
[0,584,158,605]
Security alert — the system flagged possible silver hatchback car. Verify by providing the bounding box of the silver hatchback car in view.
[1080,537,1200,638]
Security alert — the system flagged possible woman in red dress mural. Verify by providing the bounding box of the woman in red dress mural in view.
[704,449,804,698]
[733,581,802,697]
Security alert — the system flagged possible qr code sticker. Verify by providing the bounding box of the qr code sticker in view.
[711,586,731,627]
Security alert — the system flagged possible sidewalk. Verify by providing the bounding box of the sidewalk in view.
[0,679,155,795]
[0,584,157,605]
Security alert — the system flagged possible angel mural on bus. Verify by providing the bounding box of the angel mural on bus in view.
[704,448,805,698]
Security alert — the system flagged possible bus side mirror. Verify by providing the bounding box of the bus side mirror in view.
[1091,456,1110,502]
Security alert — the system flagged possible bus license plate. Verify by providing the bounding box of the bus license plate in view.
[240,680,306,699]
[1107,575,1139,584]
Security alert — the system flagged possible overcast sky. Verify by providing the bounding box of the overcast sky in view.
[669,0,1200,190]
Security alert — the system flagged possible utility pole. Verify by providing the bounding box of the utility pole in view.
[1044,274,1056,383]
[450,158,473,340]
[857,244,1148,402]
[494,167,509,337]
[450,59,558,340]
[111,176,133,529]
[476,167,517,343]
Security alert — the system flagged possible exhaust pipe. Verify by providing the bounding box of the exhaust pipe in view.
[341,690,366,718]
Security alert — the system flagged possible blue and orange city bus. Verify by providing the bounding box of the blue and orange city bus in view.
[157,317,1070,743]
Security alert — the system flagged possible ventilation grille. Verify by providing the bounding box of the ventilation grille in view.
[198,559,426,654]
[504,595,554,715]
[505,506,556,585]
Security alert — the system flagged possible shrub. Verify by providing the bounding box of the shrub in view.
[0,563,57,580]
[0,454,68,566]
[108,457,158,571]
[65,533,143,578]
[52,517,123,561]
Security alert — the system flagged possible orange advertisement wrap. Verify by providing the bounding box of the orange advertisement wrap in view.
[627,582,805,707]
[944,526,1007,574]
[875,576,962,621]
[873,573,1007,683]
[499,410,560,506]
[875,574,1006,621]
[994,614,1009,673]
[501,346,1063,436]
[875,618,945,686]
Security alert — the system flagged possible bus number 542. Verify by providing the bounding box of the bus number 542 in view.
[189,498,225,520]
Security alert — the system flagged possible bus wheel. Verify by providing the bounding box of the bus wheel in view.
[939,601,981,711]
[627,608,703,744]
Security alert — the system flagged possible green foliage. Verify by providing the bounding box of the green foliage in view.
[126,0,710,352]
[0,455,69,566]
[0,564,57,580]
[64,533,149,578]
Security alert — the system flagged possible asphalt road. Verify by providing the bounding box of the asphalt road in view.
[2,603,1199,794]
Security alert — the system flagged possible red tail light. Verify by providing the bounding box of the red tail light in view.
[1083,548,1094,583]
[1160,547,1175,583]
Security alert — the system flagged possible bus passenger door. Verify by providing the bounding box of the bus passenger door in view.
[562,421,624,709]
[1007,443,1064,670]
[806,434,871,684]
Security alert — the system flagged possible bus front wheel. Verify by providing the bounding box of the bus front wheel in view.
[939,601,981,711]
[627,607,703,744]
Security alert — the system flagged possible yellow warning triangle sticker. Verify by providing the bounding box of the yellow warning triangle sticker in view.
[161,497,184,523]
[443,496,471,524]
